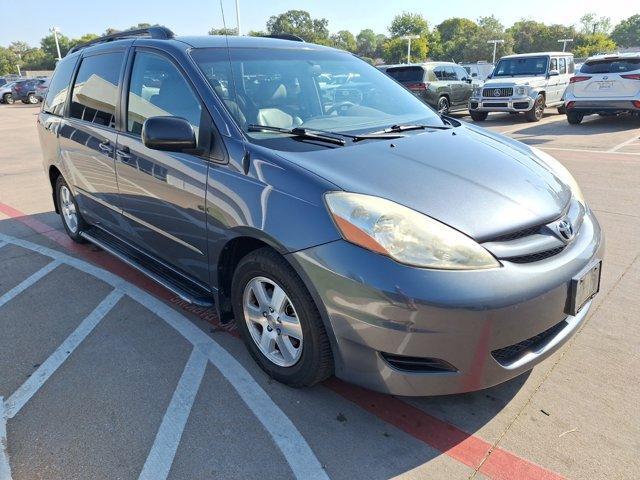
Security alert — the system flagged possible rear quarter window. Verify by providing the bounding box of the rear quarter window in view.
[581,58,640,74]
[43,57,77,116]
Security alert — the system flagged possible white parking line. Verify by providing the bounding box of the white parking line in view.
[0,261,60,309]
[0,398,11,480]
[138,348,207,480]
[0,233,329,480]
[538,146,640,156]
[607,133,640,152]
[5,289,123,418]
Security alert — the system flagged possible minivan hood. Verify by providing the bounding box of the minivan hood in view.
[281,125,571,240]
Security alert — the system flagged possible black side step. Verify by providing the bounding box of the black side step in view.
[80,227,215,308]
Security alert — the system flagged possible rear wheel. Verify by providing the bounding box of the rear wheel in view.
[437,96,450,115]
[470,111,488,121]
[2,93,12,104]
[566,111,584,125]
[557,105,566,115]
[231,247,333,387]
[55,176,88,242]
[525,94,545,122]
[27,93,38,104]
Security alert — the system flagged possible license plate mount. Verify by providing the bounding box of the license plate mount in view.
[568,261,602,316]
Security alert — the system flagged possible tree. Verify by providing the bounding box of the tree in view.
[8,41,31,57]
[0,47,19,76]
[71,33,100,48]
[129,23,152,30]
[331,30,356,52]
[574,33,616,57]
[266,10,329,44]
[389,12,429,37]
[382,36,428,64]
[21,49,50,70]
[356,29,378,57]
[437,18,478,61]
[579,13,611,35]
[208,27,238,36]
[374,34,388,58]
[462,16,514,62]
[611,14,640,47]
[40,33,72,59]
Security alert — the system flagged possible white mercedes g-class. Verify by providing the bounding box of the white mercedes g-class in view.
[468,52,575,122]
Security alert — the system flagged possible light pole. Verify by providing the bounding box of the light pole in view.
[401,35,420,64]
[235,0,241,35]
[558,38,573,52]
[487,39,504,64]
[50,27,62,60]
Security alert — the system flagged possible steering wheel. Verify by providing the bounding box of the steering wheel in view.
[326,101,356,116]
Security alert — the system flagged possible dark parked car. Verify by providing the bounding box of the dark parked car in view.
[38,27,603,396]
[12,79,45,104]
[382,62,474,114]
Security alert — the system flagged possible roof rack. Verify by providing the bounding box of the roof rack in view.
[264,34,305,42]
[68,26,175,55]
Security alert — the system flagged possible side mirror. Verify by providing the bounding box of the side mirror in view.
[465,78,472,83]
[548,70,560,77]
[142,116,196,152]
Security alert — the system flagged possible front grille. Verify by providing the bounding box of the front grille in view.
[491,225,541,242]
[507,246,565,263]
[483,87,513,97]
[492,320,568,365]
[381,353,457,373]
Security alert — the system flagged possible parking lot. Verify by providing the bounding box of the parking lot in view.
[0,103,638,479]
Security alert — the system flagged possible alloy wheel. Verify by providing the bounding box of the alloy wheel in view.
[438,97,450,115]
[243,276,303,367]
[60,185,79,234]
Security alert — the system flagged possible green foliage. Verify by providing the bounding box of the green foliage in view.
[0,47,19,76]
[508,21,577,53]
[40,33,72,58]
[389,12,429,37]
[573,33,617,57]
[208,27,238,36]
[383,36,429,64]
[356,29,378,57]
[611,14,640,47]
[461,16,514,62]
[331,30,357,52]
[579,13,612,35]
[437,18,478,61]
[266,10,329,44]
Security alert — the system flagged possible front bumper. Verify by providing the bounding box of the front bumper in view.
[289,210,603,396]
[469,96,534,112]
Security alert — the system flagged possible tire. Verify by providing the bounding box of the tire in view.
[437,96,450,115]
[566,111,584,125]
[525,94,545,122]
[27,93,38,104]
[470,111,488,121]
[231,247,333,387]
[55,176,88,242]
[2,93,12,104]
[557,105,566,115]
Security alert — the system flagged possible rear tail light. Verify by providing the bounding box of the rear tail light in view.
[633,100,640,108]
[566,101,575,109]
[569,76,591,84]
[621,74,640,80]
[407,82,429,91]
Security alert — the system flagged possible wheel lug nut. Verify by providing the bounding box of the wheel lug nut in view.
[269,307,274,313]
[276,328,281,335]
[267,325,273,332]
[262,311,267,317]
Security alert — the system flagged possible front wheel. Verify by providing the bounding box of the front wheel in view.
[437,96,450,115]
[27,93,38,104]
[56,176,88,242]
[525,94,545,122]
[232,247,333,387]
[470,111,488,121]
[2,93,12,104]
[566,111,584,125]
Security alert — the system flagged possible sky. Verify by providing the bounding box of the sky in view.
[1,0,638,47]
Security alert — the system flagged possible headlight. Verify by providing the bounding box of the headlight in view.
[515,85,528,96]
[324,192,500,270]
[473,87,483,96]
[530,147,585,205]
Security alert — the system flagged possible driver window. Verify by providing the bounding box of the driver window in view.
[550,58,558,72]
[559,57,567,74]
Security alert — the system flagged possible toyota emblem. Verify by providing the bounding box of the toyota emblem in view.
[493,88,501,97]
[557,219,574,241]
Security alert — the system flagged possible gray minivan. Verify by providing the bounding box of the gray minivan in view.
[383,62,474,114]
[39,27,603,396]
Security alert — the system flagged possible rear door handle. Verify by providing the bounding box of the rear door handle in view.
[98,141,113,154]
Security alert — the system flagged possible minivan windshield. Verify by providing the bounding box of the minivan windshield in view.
[191,47,444,147]
[493,57,549,77]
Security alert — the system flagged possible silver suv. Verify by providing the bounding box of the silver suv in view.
[469,52,575,122]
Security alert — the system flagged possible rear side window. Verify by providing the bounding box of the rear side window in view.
[386,67,424,83]
[43,57,77,116]
[70,52,124,128]
[558,57,567,74]
[580,58,640,74]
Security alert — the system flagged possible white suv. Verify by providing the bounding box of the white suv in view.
[563,53,640,124]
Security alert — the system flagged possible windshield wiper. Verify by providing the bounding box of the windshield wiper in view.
[247,124,346,146]
[362,123,452,136]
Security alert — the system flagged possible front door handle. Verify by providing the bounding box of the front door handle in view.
[116,145,131,161]
[98,141,112,154]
